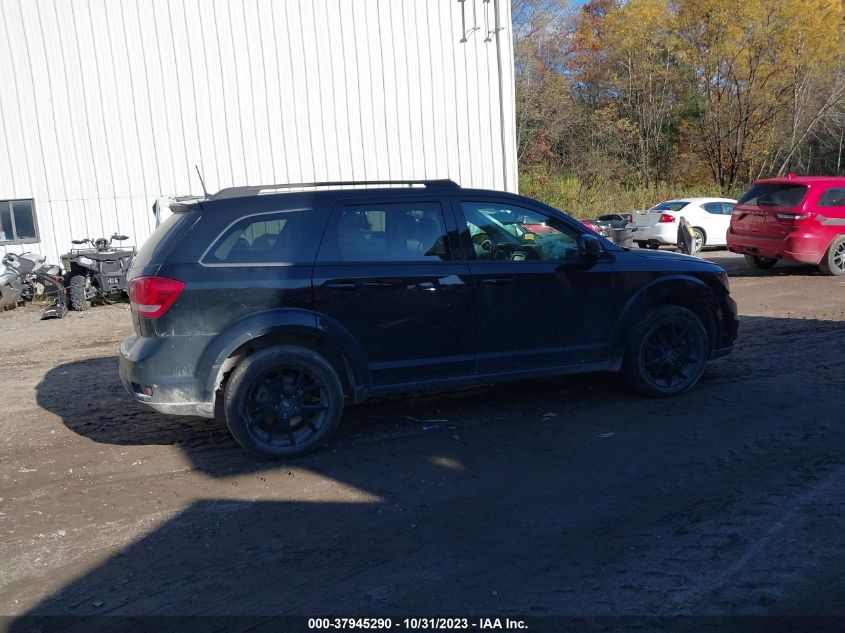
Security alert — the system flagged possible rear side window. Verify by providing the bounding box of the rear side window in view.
[319,202,450,262]
[738,184,808,207]
[817,187,845,207]
[203,209,328,265]
[703,202,733,215]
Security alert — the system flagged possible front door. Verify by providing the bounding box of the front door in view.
[313,198,475,387]
[455,198,618,374]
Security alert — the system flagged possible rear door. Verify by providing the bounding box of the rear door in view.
[701,201,732,245]
[731,183,809,238]
[454,196,618,373]
[312,198,475,387]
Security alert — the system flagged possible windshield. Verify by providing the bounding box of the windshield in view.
[738,183,808,207]
[650,201,687,212]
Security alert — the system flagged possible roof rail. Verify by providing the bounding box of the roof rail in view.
[210,179,460,200]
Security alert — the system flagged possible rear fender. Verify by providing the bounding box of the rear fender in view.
[200,308,370,402]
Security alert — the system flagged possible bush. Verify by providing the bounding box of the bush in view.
[518,171,741,219]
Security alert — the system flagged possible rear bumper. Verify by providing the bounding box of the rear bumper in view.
[635,223,676,244]
[726,231,826,265]
[119,334,215,418]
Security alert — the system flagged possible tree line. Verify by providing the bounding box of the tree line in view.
[513,0,845,204]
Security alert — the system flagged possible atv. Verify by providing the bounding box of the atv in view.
[60,234,136,311]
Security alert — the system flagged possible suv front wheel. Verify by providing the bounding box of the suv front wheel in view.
[623,305,709,397]
[223,345,344,458]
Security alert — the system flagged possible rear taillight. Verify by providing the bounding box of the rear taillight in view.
[658,213,676,223]
[776,212,813,225]
[129,276,185,319]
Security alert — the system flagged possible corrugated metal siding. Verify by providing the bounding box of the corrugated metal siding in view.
[0,0,517,266]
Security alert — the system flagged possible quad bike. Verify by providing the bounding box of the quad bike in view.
[60,234,136,311]
[0,252,67,319]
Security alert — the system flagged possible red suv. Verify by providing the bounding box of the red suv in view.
[727,175,845,275]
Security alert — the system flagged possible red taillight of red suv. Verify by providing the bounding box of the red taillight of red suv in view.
[658,213,676,223]
[775,212,813,226]
[129,276,185,319]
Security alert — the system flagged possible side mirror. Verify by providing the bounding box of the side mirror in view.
[578,233,603,259]
[112,234,129,241]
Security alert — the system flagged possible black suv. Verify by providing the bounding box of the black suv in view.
[120,180,737,458]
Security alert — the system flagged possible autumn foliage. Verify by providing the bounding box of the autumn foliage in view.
[513,0,845,203]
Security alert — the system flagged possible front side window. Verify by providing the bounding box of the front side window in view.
[0,199,38,244]
[203,209,327,264]
[461,202,581,262]
[323,202,450,263]
[817,187,845,207]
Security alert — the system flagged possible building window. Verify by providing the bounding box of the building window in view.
[0,199,39,245]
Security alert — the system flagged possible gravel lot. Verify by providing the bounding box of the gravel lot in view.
[1,252,844,628]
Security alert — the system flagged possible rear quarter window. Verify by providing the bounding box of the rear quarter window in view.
[202,208,329,265]
[817,187,845,207]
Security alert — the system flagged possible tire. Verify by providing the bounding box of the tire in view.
[223,345,344,458]
[744,254,777,270]
[818,235,845,276]
[692,228,706,253]
[68,275,90,311]
[623,305,709,397]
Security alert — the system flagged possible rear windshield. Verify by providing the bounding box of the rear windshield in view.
[132,211,196,269]
[738,183,808,207]
[650,201,687,212]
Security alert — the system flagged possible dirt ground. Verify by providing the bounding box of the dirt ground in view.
[1,252,844,629]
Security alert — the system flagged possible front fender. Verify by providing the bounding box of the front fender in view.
[609,275,719,361]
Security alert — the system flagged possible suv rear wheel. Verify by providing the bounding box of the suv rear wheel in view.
[818,235,845,276]
[223,345,344,458]
[624,305,709,397]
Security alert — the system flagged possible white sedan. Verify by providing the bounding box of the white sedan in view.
[634,197,737,250]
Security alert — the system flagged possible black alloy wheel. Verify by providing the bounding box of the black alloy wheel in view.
[224,345,343,458]
[624,305,709,397]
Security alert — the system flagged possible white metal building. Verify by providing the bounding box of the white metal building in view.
[0,0,517,267]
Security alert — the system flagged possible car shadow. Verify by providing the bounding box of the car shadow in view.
[35,354,627,478]
[19,315,845,626]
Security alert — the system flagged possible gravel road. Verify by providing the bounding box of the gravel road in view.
[1,252,843,630]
